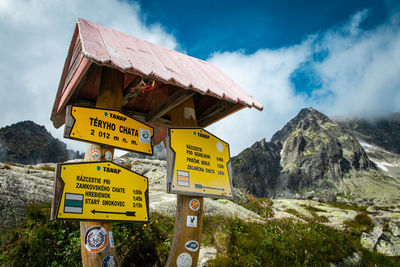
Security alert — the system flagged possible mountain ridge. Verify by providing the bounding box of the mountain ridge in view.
[232,107,391,202]
[0,121,83,164]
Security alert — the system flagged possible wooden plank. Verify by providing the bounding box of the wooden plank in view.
[63,105,74,139]
[66,63,97,107]
[80,67,123,267]
[72,99,173,127]
[51,61,95,129]
[146,89,196,123]
[199,103,245,128]
[166,97,204,267]
[123,108,171,127]
[57,57,92,113]
[50,164,63,220]
[50,25,81,128]
[63,46,82,93]
[122,76,142,106]
[197,100,234,125]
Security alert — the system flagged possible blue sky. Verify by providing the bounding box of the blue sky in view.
[137,0,387,58]
[0,0,399,155]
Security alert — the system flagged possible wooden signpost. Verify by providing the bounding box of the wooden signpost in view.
[166,97,204,267]
[53,161,149,222]
[166,128,233,198]
[51,18,262,267]
[51,67,135,266]
[64,105,153,154]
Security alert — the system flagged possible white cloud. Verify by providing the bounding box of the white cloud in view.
[207,42,312,155]
[208,9,400,155]
[311,10,400,118]
[0,0,178,152]
[0,1,399,158]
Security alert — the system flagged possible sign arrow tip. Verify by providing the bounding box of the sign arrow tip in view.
[91,209,96,214]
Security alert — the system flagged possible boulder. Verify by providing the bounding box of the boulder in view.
[376,233,400,256]
[366,206,376,213]
[317,190,337,203]
[305,191,315,200]
[0,165,53,228]
[329,251,362,267]
[360,226,383,251]
[389,221,400,237]
[232,187,249,204]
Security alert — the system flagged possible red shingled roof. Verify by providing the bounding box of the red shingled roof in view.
[51,18,263,137]
[77,18,262,109]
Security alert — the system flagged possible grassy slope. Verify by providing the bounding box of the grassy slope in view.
[1,200,399,266]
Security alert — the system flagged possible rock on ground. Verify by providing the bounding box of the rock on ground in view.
[0,163,54,227]
[360,226,383,251]
[197,246,217,267]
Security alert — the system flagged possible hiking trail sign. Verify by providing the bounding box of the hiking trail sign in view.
[166,128,233,198]
[52,161,149,222]
[64,105,154,154]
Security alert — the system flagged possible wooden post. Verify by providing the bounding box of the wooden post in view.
[166,97,204,267]
[80,67,123,267]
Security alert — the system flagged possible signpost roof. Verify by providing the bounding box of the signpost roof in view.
[51,18,263,143]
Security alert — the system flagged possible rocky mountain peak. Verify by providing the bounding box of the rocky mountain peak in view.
[336,112,400,154]
[232,107,376,199]
[0,120,82,164]
[271,107,330,146]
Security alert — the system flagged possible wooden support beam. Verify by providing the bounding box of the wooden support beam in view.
[198,102,245,128]
[67,64,97,106]
[166,97,204,267]
[80,67,123,267]
[122,76,142,106]
[197,100,234,125]
[122,109,172,127]
[74,99,173,127]
[146,89,196,123]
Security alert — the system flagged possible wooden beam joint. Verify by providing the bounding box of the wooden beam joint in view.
[122,76,143,106]
[146,89,196,123]
[197,100,234,124]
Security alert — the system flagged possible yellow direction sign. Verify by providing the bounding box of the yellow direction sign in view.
[166,128,233,198]
[64,105,153,154]
[52,161,149,222]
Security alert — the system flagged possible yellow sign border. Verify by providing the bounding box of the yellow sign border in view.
[64,105,154,155]
[51,161,149,223]
[166,128,233,199]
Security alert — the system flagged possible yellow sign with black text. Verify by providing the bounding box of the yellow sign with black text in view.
[53,161,148,222]
[166,128,232,198]
[65,106,153,154]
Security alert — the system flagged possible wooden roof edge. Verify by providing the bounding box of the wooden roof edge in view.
[50,23,81,128]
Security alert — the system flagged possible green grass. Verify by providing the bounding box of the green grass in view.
[240,195,274,219]
[300,204,325,213]
[122,162,133,170]
[0,203,174,267]
[336,192,346,198]
[374,205,396,211]
[0,164,11,170]
[207,217,357,266]
[327,202,368,212]
[39,165,55,171]
[285,208,310,220]
[1,202,399,267]
[300,205,330,223]
[343,212,374,236]
[0,203,81,266]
